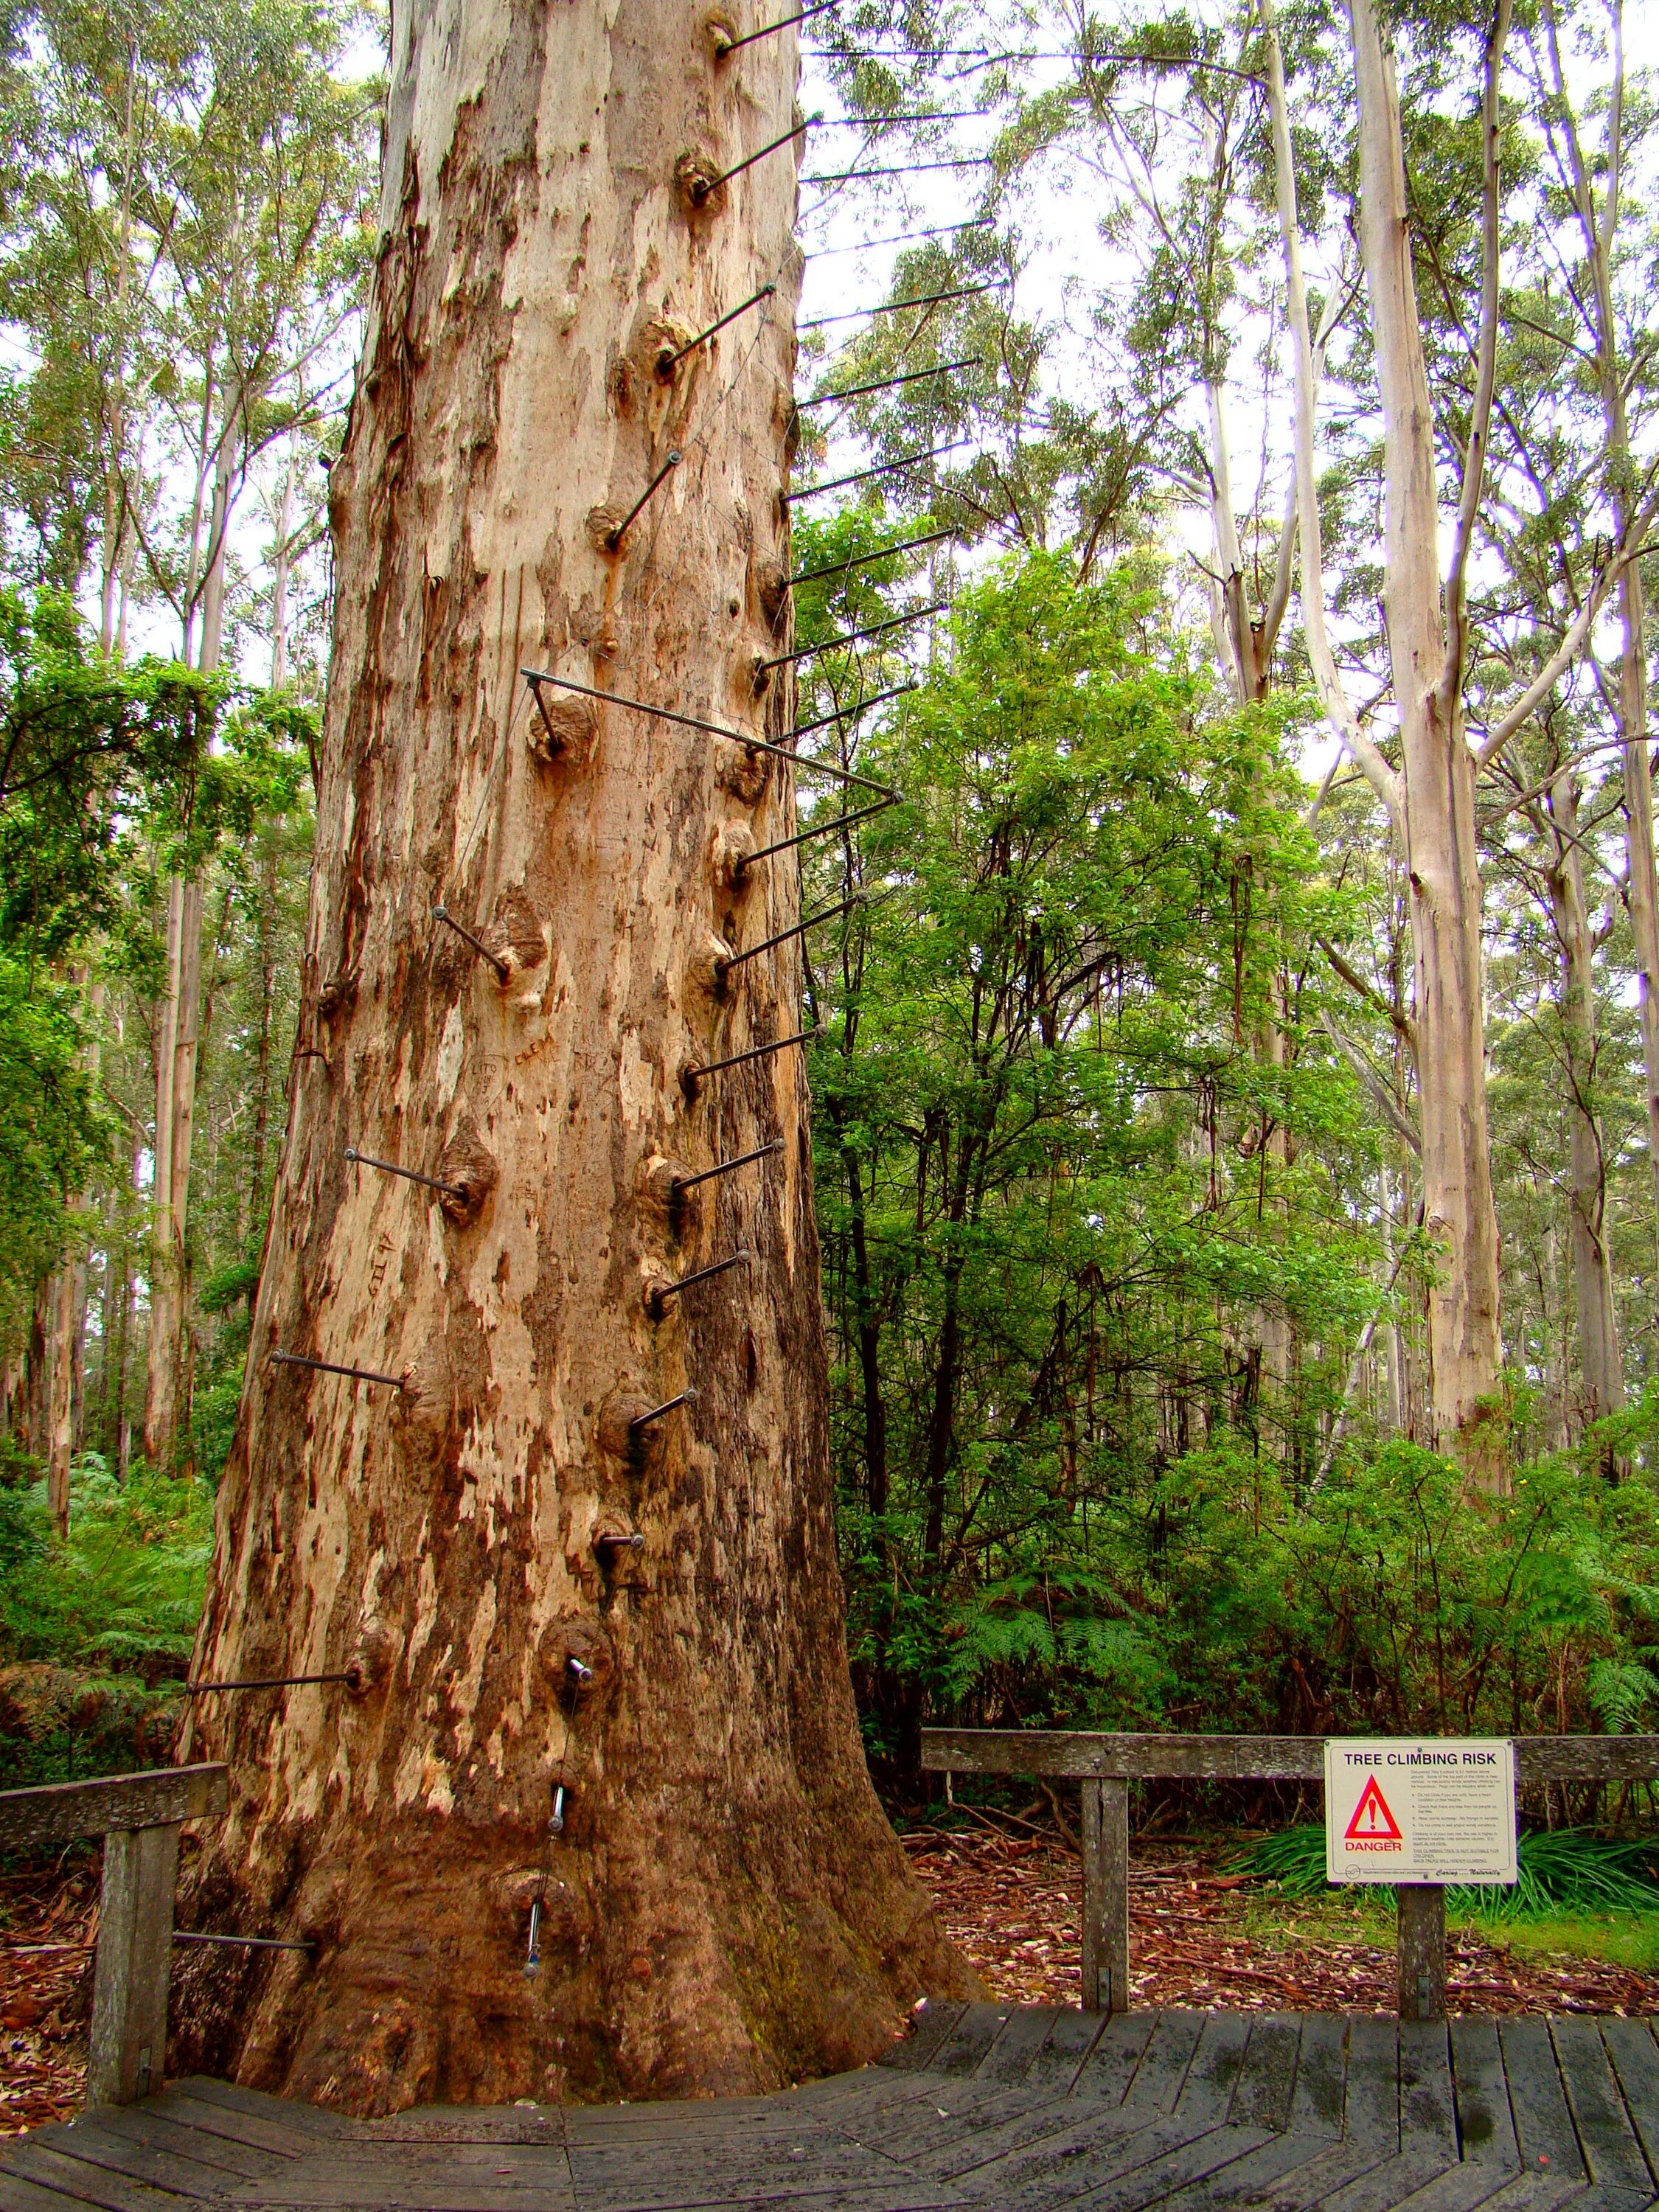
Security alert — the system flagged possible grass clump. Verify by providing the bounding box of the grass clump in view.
[1235,1820,1659,1922]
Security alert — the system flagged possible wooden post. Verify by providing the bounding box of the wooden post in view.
[1080,1777,1130,2014]
[87,1820,181,2106]
[1396,1883,1445,2022]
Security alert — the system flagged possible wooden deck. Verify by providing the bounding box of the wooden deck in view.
[4,2003,1659,2211]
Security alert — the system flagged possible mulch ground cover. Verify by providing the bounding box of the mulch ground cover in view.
[4,1821,1657,2136]
[903,1817,1659,2018]
[0,1854,97,2135]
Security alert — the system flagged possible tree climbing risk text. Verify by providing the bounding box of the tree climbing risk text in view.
[1323,1740,1517,1886]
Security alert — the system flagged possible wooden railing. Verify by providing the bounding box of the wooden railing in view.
[0,1763,229,2107]
[920,1729,1659,2024]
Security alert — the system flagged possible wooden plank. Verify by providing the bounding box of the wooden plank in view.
[1551,2020,1655,2195]
[1288,2012,1350,2141]
[1149,2126,1366,2212]
[0,2171,121,2212]
[74,2110,279,2182]
[1343,2015,1402,2156]
[1070,2011,1158,2107]
[1601,2020,1659,2178]
[20,2122,229,2202]
[938,2109,1236,2212]
[1450,2017,1521,2166]
[1175,2014,1255,2127]
[919,1731,1659,1784]
[166,2079,355,2140]
[1020,2008,1109,2097]
[928,2003,1018,2079]
[86,1823,181,2109]
[1499,2017,1589,2183]
[1228,2014,1302,2133]
[921,1730,1326,1781]
[1398,2020,1459,2166]
[1026,2119,1274,2211]
[147,2089,344,2159]
[0,1769,228,1856]
[1316,2145,1465,2212]
[1,2140,199,2212]
[974,2008,1062,2087]
[877,2000,969,2073]
[1,2141,198,2212]
[1120,2008,1208,2113]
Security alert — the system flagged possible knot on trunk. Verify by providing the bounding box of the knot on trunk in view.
[346,1623,395,1697]
[438,1120,498,1224]
[675,147,727,216]
[638,1152,700,1239]
[714,737,769,804]
[704,7,740,58]
[586,504,626,555]
[645,314,700,383]
[391,1340,459,1481]
[710,820,757,888]
[526,688,597,767]
[543,1615,613,1700]
[754,557,791,633]
[317,968,358,1022]
[687,929,739,1002]
[490,886,547,976]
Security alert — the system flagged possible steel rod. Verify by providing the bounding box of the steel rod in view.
[797,355,981,408]
[525,1898,541,1972]
[173,1933,314,1952]
[345,1146,467,1200]
[660,287,775,371]
[756,603,942,669]
[694,117,816,201]
[269,1349,405,1390]
[794,681,917,738]
[798,284,993,331]
[594,1531,645,1560]
[804,221,987,258]
[671,1139,783,1191]
[713,0,837,55]
[804,158,995,182]
[648,1249,751,1315]
[606,448,682,549]
[718,896,864,976]
[520,669,898,799]
[684,1029,814,1093]
[630,1388,697,1430]
[431,902,510,982]
[187,1672,356,1694]
[790,526,956,585]
[785,447,968,501]
[738,798,895,868]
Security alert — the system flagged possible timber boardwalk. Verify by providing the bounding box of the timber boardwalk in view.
[4,2002,1659,2211]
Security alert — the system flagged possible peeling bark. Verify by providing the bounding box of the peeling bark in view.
[177,0,967,2113]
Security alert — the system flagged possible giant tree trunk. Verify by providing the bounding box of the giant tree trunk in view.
[1349,0,1504,1472]
[176,0,966,2112]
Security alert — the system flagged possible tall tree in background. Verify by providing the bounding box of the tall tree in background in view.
[178,0,965,2109]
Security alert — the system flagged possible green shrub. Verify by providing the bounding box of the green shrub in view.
[1235,1821,1659,1921]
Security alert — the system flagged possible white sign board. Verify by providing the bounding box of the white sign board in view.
[1324,1739,1517,1886]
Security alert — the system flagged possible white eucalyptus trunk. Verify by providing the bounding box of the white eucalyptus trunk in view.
[1349,0,1504,1474]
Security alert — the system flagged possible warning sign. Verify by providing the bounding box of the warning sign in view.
[1324,1739,1517,1886]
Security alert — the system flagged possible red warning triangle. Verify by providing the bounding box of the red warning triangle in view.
[1344,1775,1402,1841]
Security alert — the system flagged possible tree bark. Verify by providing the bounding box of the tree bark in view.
[177,0,966,2112]
[1349,0,1505,1474]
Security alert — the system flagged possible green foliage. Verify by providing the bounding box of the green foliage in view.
[1237,1822,1659,1923]
[0,1458,209,1784]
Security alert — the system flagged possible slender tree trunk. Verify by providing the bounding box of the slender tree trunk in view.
[178,0,965,2110]
[45,1266,74,1535]
[1546,769,1623,1428]
[1349,0,1504,1474]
